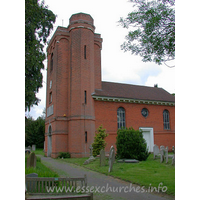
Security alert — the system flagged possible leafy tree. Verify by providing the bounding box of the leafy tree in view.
[119,0,175,66]
[116,127,149,161]
[25,0,56,111]
[25,116,45,148]
[92,125,108,157]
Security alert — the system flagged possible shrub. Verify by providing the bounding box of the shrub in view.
[116,127,149,161]
[92,125,108,157]
[58,152,71,158]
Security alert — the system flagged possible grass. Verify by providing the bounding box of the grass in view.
[25,153,58,177]
[61,154,175,196]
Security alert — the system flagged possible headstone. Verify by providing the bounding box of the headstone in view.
[165,146,168,163]
[108,146,115,173]
[27,152,37,168]
[153,145,160,159]
[172,154,175,166]
[32,145,36,151]
[160,146,165,163]
[100,149,106,166]
[26,173,38,192]
[43,141,45,152]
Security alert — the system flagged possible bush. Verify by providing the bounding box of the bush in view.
[58,152,71,158]
[116,127,149,161]
[92,125,108,157]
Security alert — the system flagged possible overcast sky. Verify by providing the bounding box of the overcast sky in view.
[25,0,175,119]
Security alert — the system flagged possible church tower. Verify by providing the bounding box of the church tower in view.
[45,13,102,158]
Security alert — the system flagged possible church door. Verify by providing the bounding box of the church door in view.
[139,127,154,152]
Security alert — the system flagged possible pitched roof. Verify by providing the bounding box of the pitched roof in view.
[93,81,175,103]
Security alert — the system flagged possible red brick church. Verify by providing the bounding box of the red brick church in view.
[44,13,175,158]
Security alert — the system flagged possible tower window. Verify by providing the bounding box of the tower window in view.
[84,45,86,59]
[85,131,87,143]
[49,92,52,104]
[84,90,87,104]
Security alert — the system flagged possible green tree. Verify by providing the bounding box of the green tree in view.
[119,0,175,66]
[25,0,56,111]
[116,127,149,161]
[92,125,108,157]
[25,116,45,148]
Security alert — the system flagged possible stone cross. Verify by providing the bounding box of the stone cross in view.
[89,145,93,157]
[100,149,106,167]
[108,146,115,173]
[27,152,37,168]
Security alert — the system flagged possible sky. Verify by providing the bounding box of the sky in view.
[25,0,175,119]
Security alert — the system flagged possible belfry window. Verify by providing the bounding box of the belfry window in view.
[84,45,86,59]
[117,107,126,129]
[163,109,170,130]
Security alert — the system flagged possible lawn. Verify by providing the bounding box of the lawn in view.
[61,154,175,195]
[25,152,58,177]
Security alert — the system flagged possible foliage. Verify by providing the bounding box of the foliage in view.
[25,0,56,111]
[116,127,149,161]
[92,125,108,157]
[119,0,175,65]
[25,116,45,148]
[58,152,71,159]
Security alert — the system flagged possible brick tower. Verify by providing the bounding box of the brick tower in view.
[45,13,102,158]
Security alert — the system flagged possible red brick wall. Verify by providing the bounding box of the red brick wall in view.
[94,101,175,153]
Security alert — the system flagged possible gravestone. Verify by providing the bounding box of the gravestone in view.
[26,173,38,192]
[172,154,175,166]
[27,152,37,168]
[32,145,36,151]
[153,145,160,159]
[108,146,115,173]
[165,146,168,163]
[160,146,165,163]
[89,145,94,159]
[100,149,106,166]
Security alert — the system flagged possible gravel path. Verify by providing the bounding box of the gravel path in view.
[40,156,174,200]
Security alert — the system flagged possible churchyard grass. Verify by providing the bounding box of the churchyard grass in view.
[32,148,45,156]
[25,154,58,177]
[61,154,175,195]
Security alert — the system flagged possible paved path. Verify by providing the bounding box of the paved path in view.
[40,156,174,200]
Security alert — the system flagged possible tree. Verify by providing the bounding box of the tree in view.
[92,125,108,157]
[116,127,149,161]
[25,116,45,148]
[25,0,56,111]
[119,0,175,66]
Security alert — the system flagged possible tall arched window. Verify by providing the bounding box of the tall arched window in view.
[117,107,126,129]
[163,110,170,130]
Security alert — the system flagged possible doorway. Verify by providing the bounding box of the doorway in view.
[47,125,52,157]
[139,127,154,152]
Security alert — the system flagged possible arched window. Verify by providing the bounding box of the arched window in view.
[163,110,170,130]
[117,107,126,129]
[48,125,52,135]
